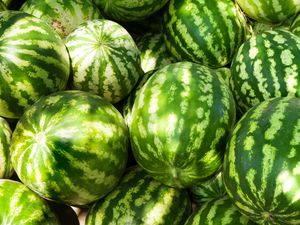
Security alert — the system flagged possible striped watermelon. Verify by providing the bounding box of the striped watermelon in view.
[163,0,247,68]
[185,196,256,225]
[0,117,13,178]
[129,62,236,188]
[65,19,142,104]
[20,0,102,38]
[93,0,169,22]
[0,11,70,119]
[291,13,300,37]
[10,90,129,206]
[137,32,177,73]
[86,166,191,225]
[0,179,59,224]
[236,0,300,23]
[230,29,300,113]
[190,170,226,204]
[223,96,300,224]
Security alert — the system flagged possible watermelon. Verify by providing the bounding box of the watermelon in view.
[230,29,300,113]
[137,32,177,73]
[236,0,300,23]
[291,13,300,37]
[0,117,13,178]
[223,96,300,224]
[20,0,102,38]
[163,0,247,68]
[185,196,256,225]
[93,0,169,22]
[65,19,142,104]
[10,90,129,206]
[0,179,59,224]
[86,166,191,225]
[190,170,226,204]
[0,11,70,119]
[129,62,236,188]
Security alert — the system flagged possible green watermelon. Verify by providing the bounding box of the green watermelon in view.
[223,96,300,224]
[190,170,226,204]
[236,0,300,23]
[185,196,256,225]
[0,179,59,224]
[137,32,177,73]
[10,90,129,206]
[129,62,236,188]
[93,0,169,22]
[0,117,13,178]
[20,0,102,38]
[86,166,191,225]
[291,13,300,37]
[230,29,300,113]
[0,11,70,118]
[163,0,247,68]
[65,19,142,104]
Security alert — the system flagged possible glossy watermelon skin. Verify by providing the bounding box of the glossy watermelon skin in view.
[190,170,226,204]
[10,90,129,206]
[65,19,142,104]
[224,96,300,224]
[129,62,236,188]
[230,29,300,113]
[137,32,177,73]
[236,0,300,23]
[0,179,59,224]
[20,0,102,38]
[0,117,13,178]
[0,11,70,118]
[163,0,247,68]
[86,166,191,225]
[93,0,169,22]
[185,196,256,225]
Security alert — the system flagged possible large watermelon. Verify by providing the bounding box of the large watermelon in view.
[236,0,300,23]
[163,0,247,68]
[137,32,177,73]
[20,0,102,38]
[230,29,300,113]
[129,62,236,188]
[86,166,191,225]
[223,96,300,224]
[0,11,70,118]
[65,19,142,104]
[10,90,129,206]
[0,117,13,178]
[93,0,169,22]
[185,196,256,225]
[0,179,59,224]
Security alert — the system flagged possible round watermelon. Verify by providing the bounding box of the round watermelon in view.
[185,196,256,225]
[0,117,13,178]
[163,0,247,68]
[224,96,300,224]
[0,11,70,118]
[86,166,191,225]
[20,0,102,38]
[10,90,129,206]
[129,62,236,188]
[230,29,300,113]
[0,179,59,224]
[236,0,300,23]
[93,0,170,22]
[65,19,142,104]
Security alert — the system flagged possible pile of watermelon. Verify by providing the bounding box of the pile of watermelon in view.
[0,0,300,224]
